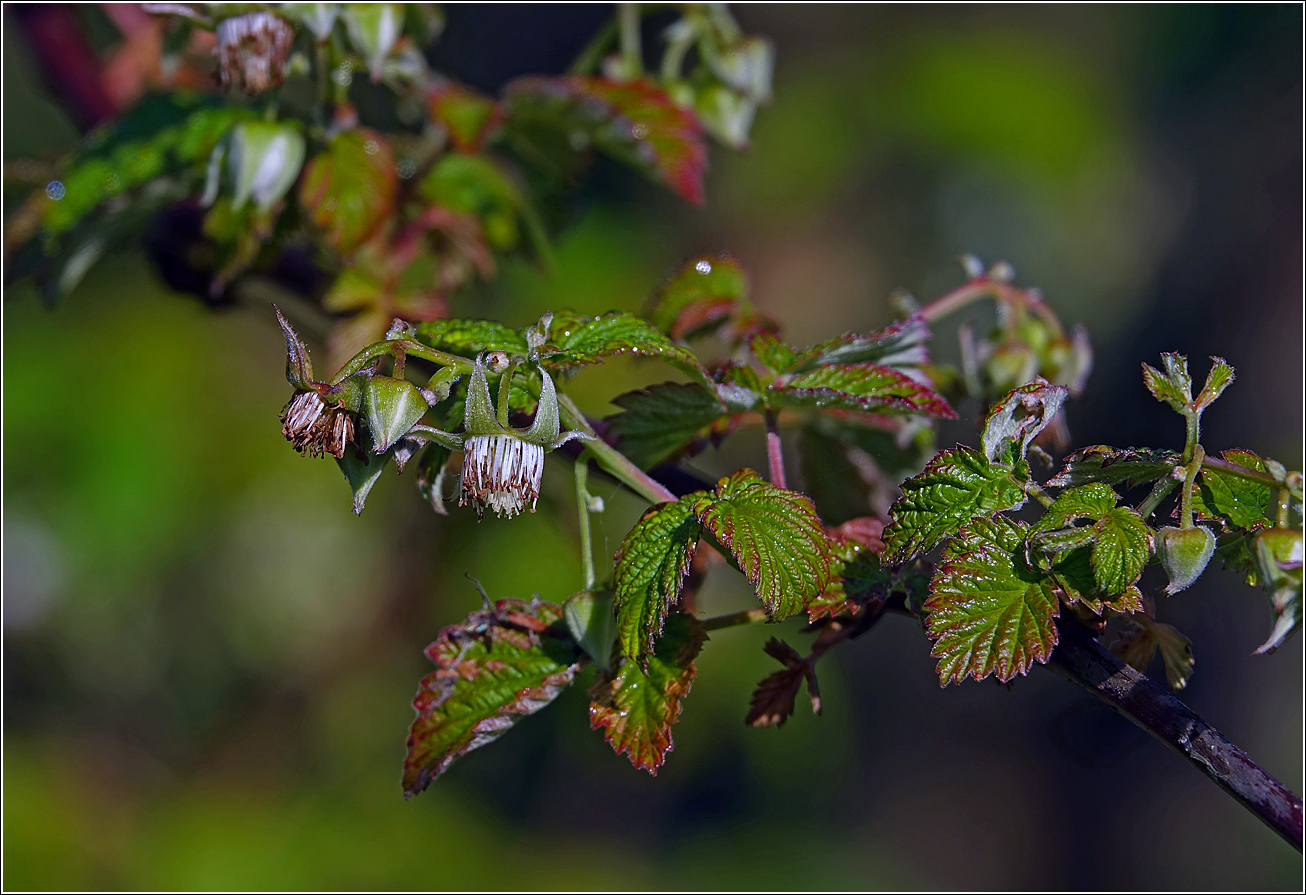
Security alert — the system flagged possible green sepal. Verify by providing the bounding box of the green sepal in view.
[563,590,618,673]
[363,375,430,452]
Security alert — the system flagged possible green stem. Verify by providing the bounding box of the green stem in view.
[700,607,769,631]
[1180,445,1205,529]
[1025,480,1055,509]
[569,15,620,74]
[330,339,472,385]
[575,451,596,591]
[1183,409,1200,465]
[618,3,643,79]
[1137,476,1179,521]
[557,393,676,504]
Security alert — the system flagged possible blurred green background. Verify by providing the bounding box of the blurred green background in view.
[4,3,1302,889]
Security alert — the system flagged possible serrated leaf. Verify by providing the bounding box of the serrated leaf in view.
[415,318,530,357]
[404,598,579,795]
[1194,356,1236,411]
[750,332,797,374]
[612,500,702,662]
[298,129,397,254]
[926,517,1059,684]
[646,253,751,337]
[745,638,818,729]
[1091,507,1153,594]
[1142,352,1192,413]
[1047,547,1145,615]
[416,152,527,252]
[771,363,956,419]
[787,316,932,374]
[807,538,900,622]
[1035,483,1120,532]
[504,75,708,204]
[1110,617,1194,690]
[1046,446,1181,490]
[1192,449,1274,531]
[605,382,730,469]
[980,379,1069,463]
[589,612,706,774]
[692,470,832,619]
[882,446,1028,564]
[540,311,713,389]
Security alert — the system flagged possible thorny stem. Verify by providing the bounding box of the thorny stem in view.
[1047,622,1303,851]
[557,392,677,504]
[575,452,596,591]
[764,410,788,490]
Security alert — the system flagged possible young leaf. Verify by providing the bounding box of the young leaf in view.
[926,516,1059,685]
[745,638,818,728]
[1250,528,1303,655]
[1033,484,1151,595]
[1194,356,1236,411]
[646,254,751,338]
[503,75,708,204]
[427,80,505,152]
[980,379,1069,463]
[1045,546,1145,615]
[404,598,579,796]
[787,316,932,374]
[806,537,901,622]
[589,612,706,775]
[882,446,1029,564]
[540,311,714,389]
[1141,352,1193,414]
[1046,446,1181,490]
[692,470,832,619]
[1110,617,1195,690]
[605,382,731,469]
[298,129,398,255]
[771,364,957,419]
[612,500,702,663]
[1035,482,1120,532]
[415,318,530,357]
[750,332,798,374]
[1191,449,1275,531]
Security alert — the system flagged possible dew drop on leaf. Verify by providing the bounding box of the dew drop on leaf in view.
[45,180,65,200]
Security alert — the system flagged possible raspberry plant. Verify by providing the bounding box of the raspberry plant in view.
[6,2,1302,855]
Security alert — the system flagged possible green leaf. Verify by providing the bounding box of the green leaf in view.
[417,152,526,251]
[1192,449,1274,531]
[1194,356,1236,411]
[1046,446,1181,490]
[646,254,751,338]
[770,364,956,419]
[1091,508,1153,595]
[415,318,530,357]
[1034,483,1119,531]
[806,535,917,623]
[1046,547,1144,615]
[882,447,1028,564]
[612,500,702,663]
[750,332,797,374]
[787,316,932,374]
[504,75,708,204]
[404,598,579,795]
[605,382,730,469]
[563,590,618,672]
[298,129,397,254]
[1141,352,1192,414]
[926,517,1059,685]
[980,380,1069,463]
[1251,528,1303,655]
[540,311,713,389]
[693,470,833,619]
[1110,617,1195,690]
[588,612,706,775]
[1032,484,1150,596]
[427,80,505,152]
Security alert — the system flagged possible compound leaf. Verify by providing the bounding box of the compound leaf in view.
[589,612,706,774]
[926,516,1059,685]
[693,470,832,619]
[1091,507,1153,595]
[404,598,579,795]
[613,499,702,663]
[882,446,1028,564]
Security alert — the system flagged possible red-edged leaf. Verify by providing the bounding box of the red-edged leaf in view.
[771,363,956,419]
[605,381,731,470]
[612,499,702,663]
[980,379,1069,463]
[403,598,579,796]
[692,470,832,619]
[1191,448,1275,531]
[540,310,715,390]
[427,80,505,152]
[1046,446,1181,490]
[299,128,397,254]
[645,253,751,337]
[745,638,810,728]
[504,75,708,203]
[1141,352,1193,413]
[926,516,1060,685]
[787,316,932,374]
[589,612,706,775]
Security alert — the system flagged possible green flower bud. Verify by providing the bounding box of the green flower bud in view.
[1252,528,1303,592]
[1155,525,1216,595]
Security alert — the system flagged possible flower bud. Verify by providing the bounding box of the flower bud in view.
[1155,525,1216,595]
[1252,528,1303,590]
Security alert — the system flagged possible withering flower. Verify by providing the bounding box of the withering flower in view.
[215,11,294,94]
[281,389,355,459]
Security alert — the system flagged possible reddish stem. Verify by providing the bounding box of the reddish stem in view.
[765,410,787,490]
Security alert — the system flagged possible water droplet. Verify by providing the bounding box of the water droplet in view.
[104,173,121,191]
[363,140,380,155]
[45,180,65,201]
[631,122,649,140]
[396,158,417,179]
[324,198,338,211]
[332,62,353,86]
[695,259,712,275]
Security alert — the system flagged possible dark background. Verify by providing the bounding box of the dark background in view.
[4,3,1303,889]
